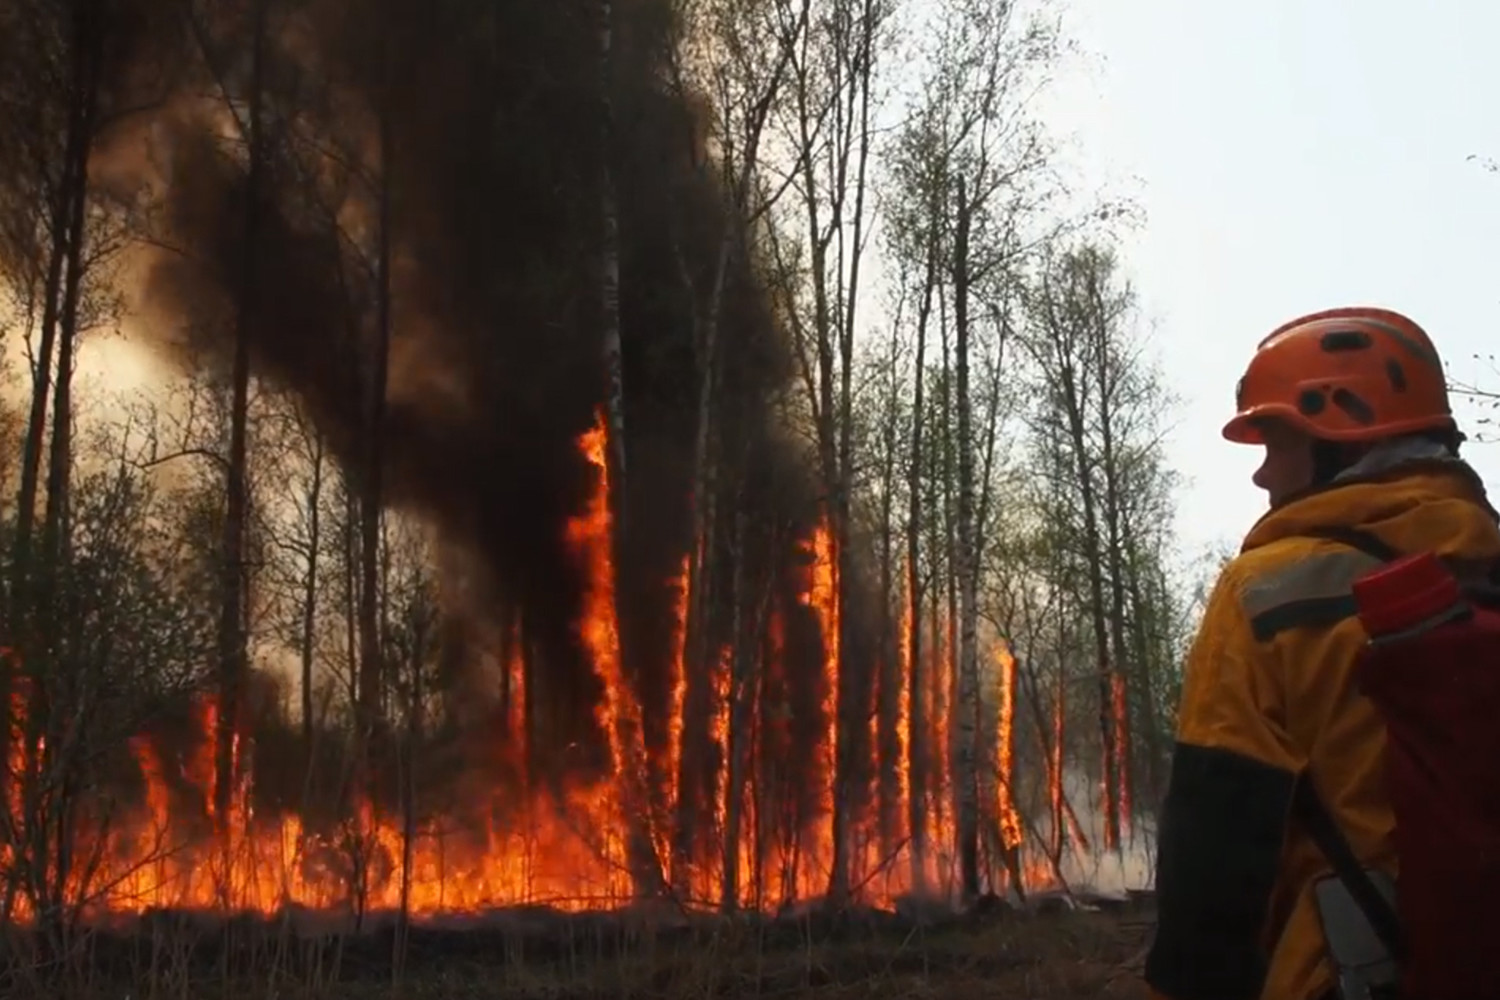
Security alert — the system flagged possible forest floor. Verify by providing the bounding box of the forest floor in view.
[370,908,1156,1000]
[3,897,1156,999]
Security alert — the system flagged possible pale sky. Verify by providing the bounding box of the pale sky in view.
[1039,0,1500,560]
[77,0,1500,568]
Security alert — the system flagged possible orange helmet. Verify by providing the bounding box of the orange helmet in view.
[1222,306,1455,445]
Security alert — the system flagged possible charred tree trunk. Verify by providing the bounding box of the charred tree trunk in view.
[599,0,626,490]
[26,40,98,934]
[5,16,98,864]
[356,13,394,775]
[216,0,267,840]
[9,45,87,640]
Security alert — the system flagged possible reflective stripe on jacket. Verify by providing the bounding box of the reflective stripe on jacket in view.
[1145,450,1500,1000]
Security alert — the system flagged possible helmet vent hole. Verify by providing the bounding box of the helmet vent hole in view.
[1298,389,1326,416]
[1332,388,1376,425]
[1321,330,1373,352]
[1386,358,1407,392]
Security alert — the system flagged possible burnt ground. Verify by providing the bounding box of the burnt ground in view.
[0,893,1157,999]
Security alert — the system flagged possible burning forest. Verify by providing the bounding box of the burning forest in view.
[0,0,1186,954]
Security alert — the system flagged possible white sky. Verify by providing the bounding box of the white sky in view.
[1036,0,1500,559]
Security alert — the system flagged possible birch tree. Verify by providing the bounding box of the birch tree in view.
[883,0,1058,901]
[1021,242,1180,850]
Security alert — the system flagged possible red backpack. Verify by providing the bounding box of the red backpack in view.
[1296,526,1500,1000]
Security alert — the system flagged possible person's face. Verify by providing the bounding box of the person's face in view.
[1252,419,1316,507]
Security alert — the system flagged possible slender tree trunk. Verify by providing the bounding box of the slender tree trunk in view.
[599,0,626,490]
[5,16,97,853]
[876,320,900,855]
[1061,367,1119,853]
[394,621,423,978]
[905,239,935,895]
[300,433,324,747]
[721,490,751,912]
[357,13,394,773]
[9,71,84,638]
[1124,545,1165,802]
[216,0,266,845]
[1094,321,1134,844]
[937,280,959,891]
[951,175,980,903]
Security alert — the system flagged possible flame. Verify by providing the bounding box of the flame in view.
[930,603,952,884]
[565,412,645,807]
[1112,670,1131,838]
[709,644,731,855]
[994,642,1021,851]
[0,420,1081,924]
[807,518,838,785]
[896,562,913,843]
[1050,682,1064,858]
[798,516,839,888]
[667,555,690,824]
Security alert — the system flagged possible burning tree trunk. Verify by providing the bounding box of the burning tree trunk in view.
[770,0,888,904]
[973,313,1020,892]
[875,314,903,857]
[721,487,752,912]
[903,214,937,896]
[829,0,879,907]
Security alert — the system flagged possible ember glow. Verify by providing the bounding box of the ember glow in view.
[0,414,1052,924]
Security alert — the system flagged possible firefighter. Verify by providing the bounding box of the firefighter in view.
[1142,307,1500,1000]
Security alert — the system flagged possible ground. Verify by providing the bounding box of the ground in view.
[3,898,1156,999]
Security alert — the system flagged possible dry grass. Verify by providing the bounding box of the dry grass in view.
[1,905,1155,999]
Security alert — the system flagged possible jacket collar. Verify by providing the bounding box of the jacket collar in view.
[1242,438,1499,555]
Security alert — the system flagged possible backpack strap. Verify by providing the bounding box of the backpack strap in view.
[1291,774,1406,963]
[1305,525,1500,607]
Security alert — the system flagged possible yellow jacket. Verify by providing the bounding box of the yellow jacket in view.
[1144,451,1500,1000]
